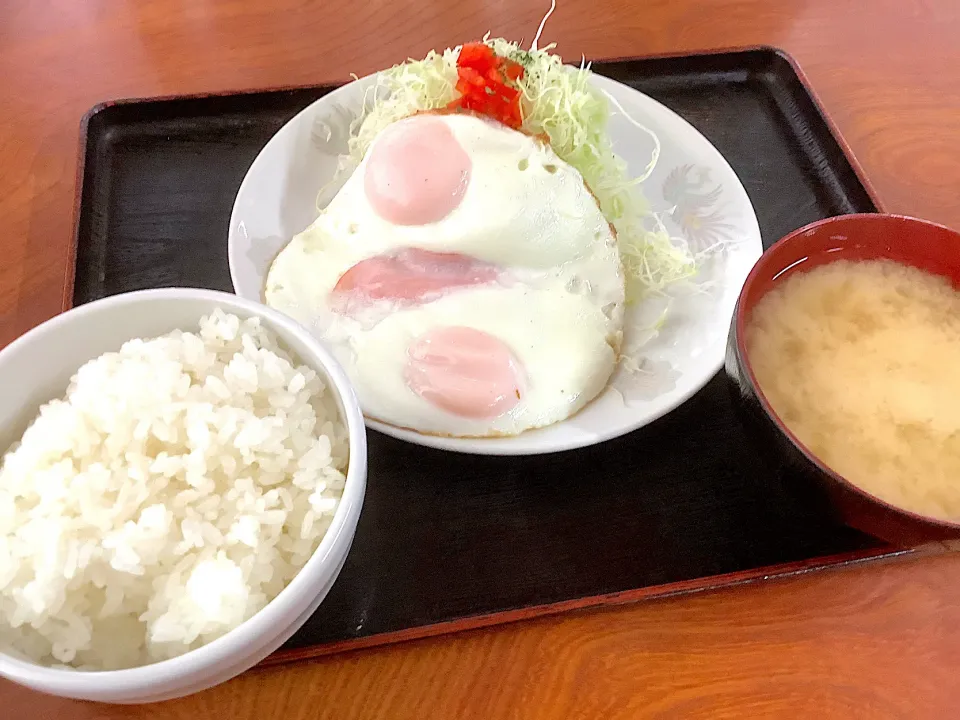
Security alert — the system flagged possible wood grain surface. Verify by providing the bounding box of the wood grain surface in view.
[2,0,960,717]
[4,549,959,719]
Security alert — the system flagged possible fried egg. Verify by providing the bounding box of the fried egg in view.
[266,112,624,437]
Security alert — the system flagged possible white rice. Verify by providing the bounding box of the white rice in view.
[0,310,348,670]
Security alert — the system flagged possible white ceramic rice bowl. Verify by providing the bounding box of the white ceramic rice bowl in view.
[0,288,367,703]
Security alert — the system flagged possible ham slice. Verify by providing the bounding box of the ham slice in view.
[404,326,523,419]
[331,248,500,308]
[363,115,472,226]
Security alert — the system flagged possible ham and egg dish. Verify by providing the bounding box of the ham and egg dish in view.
[267,112,623,436]
[265,40,695,437]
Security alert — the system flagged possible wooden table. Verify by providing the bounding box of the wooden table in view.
[2,0,960,716]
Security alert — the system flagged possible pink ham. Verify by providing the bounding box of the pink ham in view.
[363,115,472,226]
[331,248,500,309]
[404,326,523,419]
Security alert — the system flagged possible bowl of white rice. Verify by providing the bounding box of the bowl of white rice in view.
[0,288,366,703]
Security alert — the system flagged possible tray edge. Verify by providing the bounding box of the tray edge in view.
[64,105,107,315]
[262,545,908,667]
[767,47,886,214]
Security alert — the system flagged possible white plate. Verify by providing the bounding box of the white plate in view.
[229,71,762,455]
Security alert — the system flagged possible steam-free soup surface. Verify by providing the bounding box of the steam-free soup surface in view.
[746,259,960,521]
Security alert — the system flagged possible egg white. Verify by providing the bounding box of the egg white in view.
[266,112,625,437]
[353,285,617,436]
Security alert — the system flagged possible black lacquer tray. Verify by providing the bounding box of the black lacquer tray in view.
[71,47,895,664]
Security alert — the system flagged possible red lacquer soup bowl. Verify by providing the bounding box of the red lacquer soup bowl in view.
[725,213,960,546]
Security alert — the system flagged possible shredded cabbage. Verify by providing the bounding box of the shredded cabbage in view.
[343,38,698,302]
